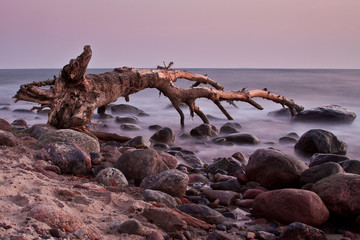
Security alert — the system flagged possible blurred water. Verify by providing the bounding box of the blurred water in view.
[0,68,359,162]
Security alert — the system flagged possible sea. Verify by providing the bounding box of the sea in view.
[0,68,359,164]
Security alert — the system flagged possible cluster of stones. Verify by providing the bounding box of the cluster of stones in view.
[0,104,359,239]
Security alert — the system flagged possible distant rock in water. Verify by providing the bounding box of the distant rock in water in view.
[111,104,147,116]
[294,105,356,124]
[268,108,292,118]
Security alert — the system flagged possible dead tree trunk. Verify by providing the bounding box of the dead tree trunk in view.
[14,45,303,130]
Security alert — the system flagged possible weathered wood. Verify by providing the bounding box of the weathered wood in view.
[14,45,304,130]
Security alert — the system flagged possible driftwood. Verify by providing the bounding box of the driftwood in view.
[14,45,303,132]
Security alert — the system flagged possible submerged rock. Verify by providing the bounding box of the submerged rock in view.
[150,127,175,144]
[221,133,260,145]
[295,129,347,155]
[219,122,241,134]
[309,153,350,167]
[339,160,360,174]
[294,105,356,124]
[124,136,151,149]
[115,116,139,124]
[190,124,219,138]
[120,123,142,131]
[111,104,146,115]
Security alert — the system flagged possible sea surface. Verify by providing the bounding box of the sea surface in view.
[0,68,359,163]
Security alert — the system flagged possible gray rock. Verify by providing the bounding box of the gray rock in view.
[125,136,151,149]
[177,204,226,224]
[120,123,142,131]
[37,129,100,153]
[115,116,139,124]
[117,219,144,235]
[190,124,219,138]
[140,169,189,197]
[294,105,356,124]
[309,153,350,167]
[206,157,243,176]
[279,222,326,240]
[95,167,128,187]
[0,130,17,147]
[111,104,146,115]
[339,160,360,174]
[220,122,241,134]
[221,133,260,145]
[246,148,308,189]
[11,119,28,128]
[28,124,56,139]
[150,127,175,144]
[268,108,292,118]
[300,162,344,185]
[142,207,187,232]
[295,129,347,155]
[143,189,177,208]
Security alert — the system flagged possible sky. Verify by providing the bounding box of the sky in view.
[0,0,359,69]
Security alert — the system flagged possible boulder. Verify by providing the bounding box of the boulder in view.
[278,222,326,240]
[117,219,145,235]
[245,148,308,189]
[299,162,344,185]
[124,136,151,149]
[115,116,139,124]
[143,189,177,208]
[95,167,128,187]
[253,189,329,226]
[158,151,178,169]
[142,207,187,232]
[190,124,219,138]
[221,133,260,145]
[309,153,350,167]
[220,122,241,134]
[0,130,17,147]
[150,127,175,144]
[268,108,291,118]
[140,169,189,197]
[206,157,243,176]
[339,160,360,174]
[0,118,12,131]
[111,104,146,115]
[120,123,142,131]
[115,149,170,185]
[312,173,360,216]
[294,129,347,155]
[37,142,92,175]
[37,129,100,153]
[28,124,56,139]
[294,105,356,124]
[11,119,28,128]
[177,204,226,224]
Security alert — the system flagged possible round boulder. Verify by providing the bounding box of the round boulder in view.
[253,189,329,226]
[190,124,218,138]
[150,127,175,144]
[0,130,17,147]
[294,105,356,124]
[312,173,360,216]
[95,167,128,187]
[124,136,151,149]
[111,104,146,115]
[245,148,308,189]
[309,153,350,167]
[177,204,226,224]
[115,149,169,185]
[294,129,347,155]
[279,222,327,240]
[222,133,260,145]
[37,129,100,153]
[339,160,360,174]
[0,118,12,131]
[206,157,243,176]
[140,169,189,197]
[143,189,177,208]
[299,162,344,186]
[220,122,241,134]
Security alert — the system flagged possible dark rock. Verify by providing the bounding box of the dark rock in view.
[243,188,267,199]
[185,196,210,205]
[124,136,151,149]
[11,119,28,128]
[268,108,291,117]
[300,162,344,185]
[180,154,204,167]
[294,129,347,155]
[140,169,189,197]
[210,178,245,192]
[142,207,187,232]
[177,204,226,224]
[190,124,219,138]
[339,160,360,174]
[146,231,165,240]
[279,136,297,144]
[158,151,178,169]
[294,105,356,124]
[220,122,241,134]
[0,130,17,147]
[221,133,260,145]
[90,152,104,165]
[149,125,162,131]
[13,108,33,113]
[38,142,92,175]
[143,189,177,208]
[188,174,209,185]
[28,124,56,139]
[95,167,128,187]
[111,104,146,116]
[312,173,360,217]
[235,199,254,208]
[309,153,350,167]
[153,142,169,150]
[353,215,360,233]
[231,152,247,165]
[117,219,144,235]
[120,123,142,131]
[245,148,308,189]
[253,189,329,226]
[202,189,241,206]
[115,149,170,185]
[0,118,12,131]
[206,157,244,176]
[256,231,277,240]
[278,222,326,240]
[150,127,175,144]
[115,116,139,124]
[37,129,100,153]
[206,230,239,240]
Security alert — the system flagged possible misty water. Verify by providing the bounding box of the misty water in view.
[1,68,359,163]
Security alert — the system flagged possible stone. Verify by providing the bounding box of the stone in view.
[188,174,209,185]
[243,188,267,199]
[37,129,100,153]
[158,151,178,169]
[115,149,170,185]
[294,105,356,124]
[339,160,360,174]
[279,136,297,144]
[146,231,165,240]
[0,130,17,147]
[0,118,12,131]
[268,108,291,117]
[253,189,329,226]
[11,119,28,128]
[28,124,56,139]
[120,123,142,131]
[202,189,241,206]
[37,142,92,175]
[220,122,241,134]
[206,157,244,176]
[190,124,219,138]
[299,162,344,185]
[295,129,347,155]
[221,133,260,145]
[245,148,308,189]
[206,230,239,240]
[231,152,247,165]
[117,219,144,235]
[124,136,151,149]
[279,222,326,240]
[312,173,360,216]
[142,207,187,232]
[111,104,146,115]
[210,178,245,192]
[115,116,139,124]
[150,127,175,144]
[177,204,226,224]
[143,189,177,208]
[140,169,189,197]
[309,153,350,167]
[256,231,277,240]
[95,167,128,187]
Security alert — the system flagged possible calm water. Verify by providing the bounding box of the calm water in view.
[0,68,359,163]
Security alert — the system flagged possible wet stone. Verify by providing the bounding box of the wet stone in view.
[294,105,356,124]
[206,157,243,176]
[220,122,241,134]
[95,167,128,187]
[300,162,344,186]
[124,136,151,149]
[111,104,146,115]
[0,118,12,131]
[120,123,142,131]
[150,127,175,144]
[279,222,326,240]
[177,204,226,224]
[309,153,350,167]
[221,133,260,145]
[115,116,139,124]
[339,160,360,174]
[190,124,219,138]
[143,189,177,208]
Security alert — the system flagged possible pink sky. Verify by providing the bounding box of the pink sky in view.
[0,0,359,69]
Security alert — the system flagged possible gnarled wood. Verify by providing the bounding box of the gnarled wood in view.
[14,45,304,130]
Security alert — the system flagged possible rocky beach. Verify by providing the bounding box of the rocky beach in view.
[0,102,359,240]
